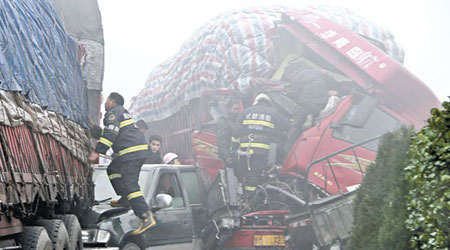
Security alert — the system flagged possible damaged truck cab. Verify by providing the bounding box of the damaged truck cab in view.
[129,6,440,250]
[192,10,440,250]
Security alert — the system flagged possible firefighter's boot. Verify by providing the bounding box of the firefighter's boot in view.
[131,211,157,235]
[110,196,129,208]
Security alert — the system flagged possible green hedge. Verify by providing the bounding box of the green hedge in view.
[406,100,450,249]
[349,127,414,250]
[350,99,450,250]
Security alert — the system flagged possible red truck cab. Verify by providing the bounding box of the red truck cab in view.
[191,10,440,250]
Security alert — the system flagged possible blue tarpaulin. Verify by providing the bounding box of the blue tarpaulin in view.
[0,0,87,126]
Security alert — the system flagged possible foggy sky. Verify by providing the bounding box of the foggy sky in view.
[98,0,449,106]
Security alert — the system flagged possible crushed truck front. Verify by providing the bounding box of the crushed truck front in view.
[127,6,440,250]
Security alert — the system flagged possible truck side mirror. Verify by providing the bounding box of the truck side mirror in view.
[155,194,172,209]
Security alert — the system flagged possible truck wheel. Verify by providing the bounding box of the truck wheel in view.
[35,219,70,250]
[56,214,83,250]
[17,226,52,250]
[121,242,141,250]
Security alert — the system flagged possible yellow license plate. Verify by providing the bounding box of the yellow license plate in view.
[253,235,285,246]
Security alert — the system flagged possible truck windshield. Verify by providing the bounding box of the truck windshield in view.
[332,105,402,151]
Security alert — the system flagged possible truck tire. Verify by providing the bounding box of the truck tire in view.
[35,219,70,250]
[121,242,141,250]
[56,214,83,250]
[17,226,53,250]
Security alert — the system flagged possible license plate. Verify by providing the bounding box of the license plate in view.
[253,235,285,246]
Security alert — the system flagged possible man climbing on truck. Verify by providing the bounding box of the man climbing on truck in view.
[282,63,330,152]
[88,92,156,235]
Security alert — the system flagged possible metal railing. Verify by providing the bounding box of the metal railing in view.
[303,135,383,203]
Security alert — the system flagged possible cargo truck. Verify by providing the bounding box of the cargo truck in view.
[0,0,103,249]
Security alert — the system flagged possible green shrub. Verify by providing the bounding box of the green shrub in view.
[406,100,450,250]
[349,127,414,250]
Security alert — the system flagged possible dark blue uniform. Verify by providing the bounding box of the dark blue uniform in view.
[93,105,150,216]
[234,100,288,195]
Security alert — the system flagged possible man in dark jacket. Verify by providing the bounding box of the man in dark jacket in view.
[145,134,163,164]
[217,97,240,167]
[234,93,289,197]
[88,92,156,235]
[283,65,329,153]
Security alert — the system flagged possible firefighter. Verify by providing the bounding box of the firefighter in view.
[88,92,156,235]
[234,93,289,198]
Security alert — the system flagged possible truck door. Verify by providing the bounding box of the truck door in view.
[179,167,208,236]
[311,94,403,194]
[146,171,194,246]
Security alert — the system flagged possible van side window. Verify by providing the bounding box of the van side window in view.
[180,171,203,205]
[155,173,185,208]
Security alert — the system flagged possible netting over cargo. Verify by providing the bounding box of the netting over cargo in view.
[129,5,404,122]
[0,0,88,126]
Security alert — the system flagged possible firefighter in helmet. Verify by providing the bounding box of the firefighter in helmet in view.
[88,92,156,235]
[233,93,289,198]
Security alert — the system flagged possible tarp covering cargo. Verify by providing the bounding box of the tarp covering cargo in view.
[129,5,404,122]
[0,0,88,126]
[50,0,105,123]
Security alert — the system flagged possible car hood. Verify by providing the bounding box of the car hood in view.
[83,204,141,246]
[83,203,131,227]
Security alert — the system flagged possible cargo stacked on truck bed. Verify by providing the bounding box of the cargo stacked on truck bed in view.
[0,0,103,248]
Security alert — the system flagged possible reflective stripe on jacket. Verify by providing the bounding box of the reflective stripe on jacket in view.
[95,105,149,160]
[234,102,289,155]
